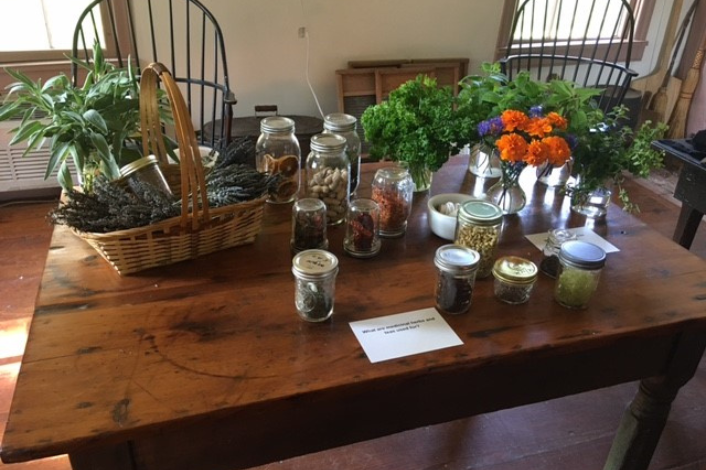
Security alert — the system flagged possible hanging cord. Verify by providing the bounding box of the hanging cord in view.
[299,0,325,119]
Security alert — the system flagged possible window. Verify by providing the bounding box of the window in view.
[496,0,655,62]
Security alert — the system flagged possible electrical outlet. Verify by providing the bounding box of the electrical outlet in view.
[298,27,306,38]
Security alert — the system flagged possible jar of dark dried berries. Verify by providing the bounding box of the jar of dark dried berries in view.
[434,244,480,315]
[371,166,413,238]
[344,198,381,258]
[291,198,328,253]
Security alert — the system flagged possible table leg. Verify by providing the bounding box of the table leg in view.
[69,441,135,470]
[673,204,704,249]
[603,332,706,470]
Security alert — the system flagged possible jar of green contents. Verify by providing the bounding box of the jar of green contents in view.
[554,240,606,309]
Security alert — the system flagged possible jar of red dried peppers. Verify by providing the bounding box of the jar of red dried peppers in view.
[344,198,381,258]
[371,166,413,238]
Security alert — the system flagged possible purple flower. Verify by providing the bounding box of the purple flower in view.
[529,106,544,118]
[566,133,579,150]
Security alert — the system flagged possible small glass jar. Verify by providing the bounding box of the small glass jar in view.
[554,240,606,309]
[291,198,328,253]
[371,166,414,238]
[306,134,350,226]
[323,113,361,196]
[492,256,538,305]
[118,155,172,196]
[434,244,481,315]
[539,228,578,278]
[454,201,503,278]
[344,198,381,258]
[255,116,301,204]
[292,249,339,322]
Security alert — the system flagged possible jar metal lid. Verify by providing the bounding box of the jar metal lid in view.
[492,256,538,284]
[292,249,339,279]
[558,240,606,269]
[458,201,503,226]
[119,155,159,178]
[323,113,357,132]
[434,244,480,274]
[260,116,295,133]
[310,133,347,152]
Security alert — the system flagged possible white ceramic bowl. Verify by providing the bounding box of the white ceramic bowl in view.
[427,193,476,240]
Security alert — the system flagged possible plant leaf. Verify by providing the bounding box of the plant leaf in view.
[45,142,71,180]
[83,109,108,133]
[9,121,44,146]
[57,161,73,190]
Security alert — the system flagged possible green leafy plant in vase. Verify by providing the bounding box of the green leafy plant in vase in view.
[0,42,164,192]
[360,75,457,192]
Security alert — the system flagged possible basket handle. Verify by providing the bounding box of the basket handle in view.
[139,62,210,230]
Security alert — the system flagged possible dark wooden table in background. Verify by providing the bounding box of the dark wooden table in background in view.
[2,156,706,470]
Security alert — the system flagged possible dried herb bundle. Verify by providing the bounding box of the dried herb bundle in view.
[51,164,276,233]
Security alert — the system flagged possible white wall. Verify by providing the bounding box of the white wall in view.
[200,0,504,119]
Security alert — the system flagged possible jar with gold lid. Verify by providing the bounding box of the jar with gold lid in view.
[492,256,538,305]
[118,155,172,196]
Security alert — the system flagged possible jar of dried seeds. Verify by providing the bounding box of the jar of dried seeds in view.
[292,250,339,322]
[118,155,172,196]
[492,256,538,305]
[291,198,328,253]
[434,244,480,315]
[306,134,350,225]
[323,113,361,196]
[255,116,301,204]
[454,201,503,278]
[371,166,414,238]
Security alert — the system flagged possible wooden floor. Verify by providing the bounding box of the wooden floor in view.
[1,175,705,470]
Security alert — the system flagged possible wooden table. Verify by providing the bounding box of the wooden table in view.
[652,139,706,249]
[3,156,706,470]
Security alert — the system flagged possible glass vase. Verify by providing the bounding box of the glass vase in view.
[569,174,612,218]
[399,161,433,193]
[486,178,526,215]
[535,157,572,188]
[468,144,502,179]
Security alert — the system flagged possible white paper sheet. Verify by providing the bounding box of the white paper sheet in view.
[349,308,463,363]
[524,226,620,253]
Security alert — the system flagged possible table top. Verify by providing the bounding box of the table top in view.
[3,155,706,467]
[653,139,706,167]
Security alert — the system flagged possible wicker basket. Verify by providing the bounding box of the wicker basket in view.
[74,63,266,275]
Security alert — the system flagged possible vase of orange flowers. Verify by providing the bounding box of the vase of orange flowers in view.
[479,107,572,215]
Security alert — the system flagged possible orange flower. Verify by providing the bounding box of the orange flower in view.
[496,133,528,163]
[542,136,572,165]
[546,112,568,130]
[501,110,529,132]
[525,140,549,166]
[523,117,553,138]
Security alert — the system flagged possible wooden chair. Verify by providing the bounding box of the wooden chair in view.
[500,0,637,113]
[71,0,236,152]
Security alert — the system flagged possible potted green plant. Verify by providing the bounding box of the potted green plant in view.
[0,42,149,192]
[360,75,457,192]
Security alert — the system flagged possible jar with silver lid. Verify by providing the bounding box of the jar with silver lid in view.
[118,155,172,197]
[539,228,578,278]
[291,198,328,253]
[454,201,503,278]
[371,166,414,238]
[306,134,350,225]
[554,240,606,309]
[323,113,361,195]
[492,256,538,305]
[344,198,381,258]
[292,249,339,322]
[434,244,481,315]
[255,116,301,204]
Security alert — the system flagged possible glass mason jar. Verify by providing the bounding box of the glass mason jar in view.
[291,249,339,322]
[454,201,503,278]
[323,113,361,196]
[539,228,578,278]
[344,198,381,258]
[306,134,350,226]
[255,116,301,204]
[371,166,414,238]
[554,240,607,309]
[291,198,328,253]
[492,256,538,305]
[434,244,481,315]
[118,155,172,197]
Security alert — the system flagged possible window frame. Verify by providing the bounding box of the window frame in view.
[495,0,655,63]
[0,1,130,91]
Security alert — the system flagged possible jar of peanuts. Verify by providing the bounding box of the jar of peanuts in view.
[305,134,350,225]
